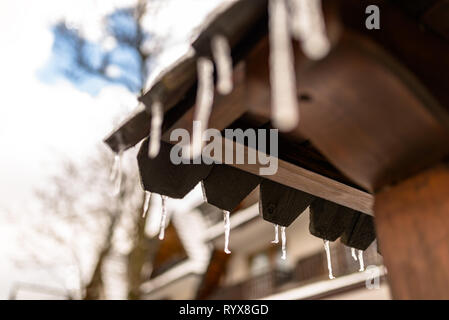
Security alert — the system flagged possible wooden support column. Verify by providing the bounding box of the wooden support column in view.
[375,164,449,299]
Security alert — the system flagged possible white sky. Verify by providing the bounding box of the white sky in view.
[0,0,226,299]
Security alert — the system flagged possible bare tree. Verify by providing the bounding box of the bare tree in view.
[15,145,141,299]
[9,282,73,300]
[16,0,168,300]
[49,0,165,95]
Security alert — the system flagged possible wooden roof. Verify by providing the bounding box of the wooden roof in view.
[104,0,449,257]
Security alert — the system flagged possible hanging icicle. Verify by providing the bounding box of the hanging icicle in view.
[223,210,231,254]
[110,151,123,196]
[358,250,365,272]
[281,226,287,260]
[110,132,124,197]
[148,101,163,159]
[290,0,330,60]
[191,57,214,159]
[323,240,335,279]
[351,247,358,261]
[201,181,208,202]
[158,195,168,240]
[271,224,279,244]
[142,191,151,218]
[268,0,299,132]
[211,35,233,95]
[110,153,119,181]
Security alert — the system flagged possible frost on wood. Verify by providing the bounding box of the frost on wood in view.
[281,226,287,260]
[142,191,151,218]
[269,0,299,132]
[148,101,163,159]
[290,0,330,60]
[159,195,168,240]
[271,224,279,244]
[223,210,231,254]
[212,35,233,95]
[324,240,335,279]
[191,57,215,159]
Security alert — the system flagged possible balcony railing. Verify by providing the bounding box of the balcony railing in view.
[209,269,292,300]
[294,242,383,283]
[209,242,383,299]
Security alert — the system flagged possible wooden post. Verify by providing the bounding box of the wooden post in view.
[375,164,449,299]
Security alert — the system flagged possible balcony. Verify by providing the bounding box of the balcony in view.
[208,242,383,299]
[209,269,292,300]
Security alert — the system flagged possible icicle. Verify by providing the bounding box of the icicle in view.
[110,132,124,197]
[323,240,335,279]
[211,35,233,95]
[268,0,299,131]
[358,250,365,272]
[351,247,358,261]
[111,151,123,196]
[148,101,163,159]
[223,210,231,254]
[290,0,330,60]
[191,57,214,159]
[109,154,119,181]
[142,191,151,218]
[200,181,208,202]
[158,195,168,240]
[281,226,287,260]
[271,224,279,244]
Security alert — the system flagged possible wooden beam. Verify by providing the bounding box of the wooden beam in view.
[104,0,269,153]
[159,62,373,214]
[192,0,267,59]
[375,164,449,299]
[161,62,248,141]
[159,61,373,214]
[103,106,150,154]
[341,0,449,110]
[106,0,449,195]
[297,31,449,192]
[163,127,374,215]
[239,0,449,193]
[244,30,449,192]
[219,140,374,215]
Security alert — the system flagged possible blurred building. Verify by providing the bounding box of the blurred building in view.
[140,190,389,300]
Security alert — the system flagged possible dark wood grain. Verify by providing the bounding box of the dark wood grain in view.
[340,211,376,251]
[241,1,449,193]
[309,198,358,242]
[340,0,449,116]
[421,0,449,41]
[202,164,261,212]
[259,179,315,227]
[137,140,212,199]
[295,31,449,192]
[375,164,449,299]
